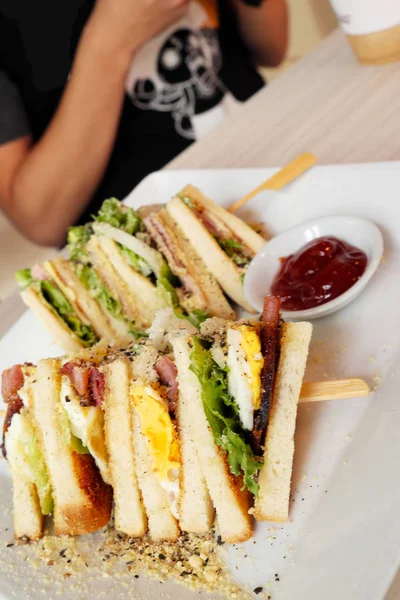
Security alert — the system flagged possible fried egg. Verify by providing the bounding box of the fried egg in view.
[130,383,181,518]
[60,378,110,484]
[226,324,264,431]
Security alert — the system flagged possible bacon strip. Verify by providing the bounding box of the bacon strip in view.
[2,365,25,458]
[155,355,179,415]
[60,361,105,407]
[251,296,281,454]
[2,365,24,401]
[88,368,105,408]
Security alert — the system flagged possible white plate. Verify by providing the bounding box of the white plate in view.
[1,163,400,600]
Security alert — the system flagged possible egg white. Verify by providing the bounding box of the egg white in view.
[61,378,110,484]
[226,328,254,431]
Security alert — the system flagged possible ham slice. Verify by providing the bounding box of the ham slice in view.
[155,355,179,415]
[144,214,206,300]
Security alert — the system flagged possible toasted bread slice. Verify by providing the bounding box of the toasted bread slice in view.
[94,235,165,321]
[175,361,215,534]
[44,258,122,342]
[166,197,255,313]
[180,185,266,253]
[21,287,84,354]
[29,359,112,536]
[102,358,147,537]
[255,322,313,522]
[9,468,44,540]
[86,236,149,331]
[171,334,252,543]
[132,411,180,542]
[144,209,235,320]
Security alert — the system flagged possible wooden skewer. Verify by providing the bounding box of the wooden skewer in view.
[299,378,370,403]
[228,152,317,213]
[0,378,370,423]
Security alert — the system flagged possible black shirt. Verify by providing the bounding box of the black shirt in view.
[0,0,264,223]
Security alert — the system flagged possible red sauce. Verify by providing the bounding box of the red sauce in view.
[271,236,367,311]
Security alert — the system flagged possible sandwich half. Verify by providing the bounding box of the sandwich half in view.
[1,351,113,538]
[171,296,312,539]
[166,185,266,312]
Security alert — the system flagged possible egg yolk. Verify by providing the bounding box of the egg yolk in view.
[131,385,180,481]
[235,325,264,410]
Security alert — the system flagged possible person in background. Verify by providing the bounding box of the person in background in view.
[0,0,287,246]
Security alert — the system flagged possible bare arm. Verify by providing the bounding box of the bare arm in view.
[230,0,288,67]
[0,0,188,247]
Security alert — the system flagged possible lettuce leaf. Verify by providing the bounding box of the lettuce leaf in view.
[76,264,121,318]
[15,268,34,290]
[178,193,197,210]
[75,264,144,339]
[119,244,152,277]
[157,277,181,310]
[217,238,250,268]
[95,198,143,235]
[67,225,93,262]
[188,309,209,328]
[25,426,54,515]
[189,338,261,495]
[159,260,178,286]
[70,434,91,455]
[39,280,98,346]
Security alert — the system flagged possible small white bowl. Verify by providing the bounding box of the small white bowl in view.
[244,215,383,320]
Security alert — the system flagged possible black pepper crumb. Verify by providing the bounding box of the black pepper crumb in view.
[254,587,263,595]
[216,536,224,546]
[6,543,14,548]
[134,575,139,579]
[158,553,166,560]
[59,549,67,558]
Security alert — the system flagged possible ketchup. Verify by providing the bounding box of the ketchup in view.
[271,236,367,311]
